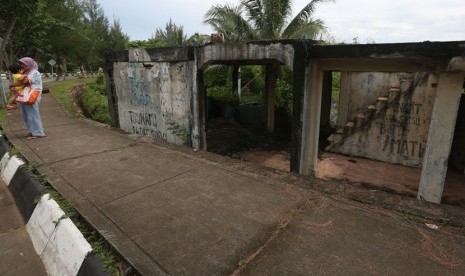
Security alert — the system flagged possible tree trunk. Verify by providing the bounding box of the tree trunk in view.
[62,58,67,80]
[0,16,18,68]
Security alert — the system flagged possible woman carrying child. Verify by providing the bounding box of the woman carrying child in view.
[16,57,46,139]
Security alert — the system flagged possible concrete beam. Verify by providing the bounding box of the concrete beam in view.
[197,42,294,70]
[418,72,465,203]
[319,58,445,73]
[299,60,323,176]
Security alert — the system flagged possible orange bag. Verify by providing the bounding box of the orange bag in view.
[15,87,40,105]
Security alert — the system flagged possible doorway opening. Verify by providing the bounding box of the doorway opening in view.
[203,63,293,171]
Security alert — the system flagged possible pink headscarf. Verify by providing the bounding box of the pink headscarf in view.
[19,57,39,73]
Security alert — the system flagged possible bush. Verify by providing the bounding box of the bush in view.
[78,78,111,125]
[207,86,239,106]
[275,68,293,114]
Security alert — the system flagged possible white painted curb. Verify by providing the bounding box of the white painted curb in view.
[0,149,95,276]
[0,152,10,173]
[41,207,92,275]
[2,155,24,185]
[26,194,66,254]
[26,194,93,276]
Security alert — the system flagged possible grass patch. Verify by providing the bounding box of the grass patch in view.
[323,188,332,197]
[47,78,95,116]
[399,210,429,224]
[0,108,7,128]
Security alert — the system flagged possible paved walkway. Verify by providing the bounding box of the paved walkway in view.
[4,93,465,275]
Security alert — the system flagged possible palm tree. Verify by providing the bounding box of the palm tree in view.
[204,0,332,41]
[203,0,332,128]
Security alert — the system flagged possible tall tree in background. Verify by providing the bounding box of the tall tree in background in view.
[80,0,128,71]
[108,19,129,50]
[0,0,128,73]
[0,0,43,68]
[154,19,187,47]
[44,0,86,79]
[81,0,111,71]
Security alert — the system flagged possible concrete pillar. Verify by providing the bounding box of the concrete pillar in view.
[265,64,278,133]
[299,60,323,176]
[195,69,207,150]
[418,72,465,203]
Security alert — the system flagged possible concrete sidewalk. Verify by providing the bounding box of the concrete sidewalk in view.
[0,182,47,275]
[4,93,465,275]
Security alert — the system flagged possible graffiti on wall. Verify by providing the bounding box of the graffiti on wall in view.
[127,110,168,140]
[328,72,435,166]
[114,60,194,146]
[379,98,427,159]
[381,137,426,158]
[127,63,152,108]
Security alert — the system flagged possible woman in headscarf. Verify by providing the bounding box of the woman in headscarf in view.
[18,57,46,139]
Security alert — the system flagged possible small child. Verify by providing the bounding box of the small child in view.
[7,63,28,110]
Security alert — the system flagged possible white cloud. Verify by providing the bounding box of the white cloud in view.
[99,0,465,43]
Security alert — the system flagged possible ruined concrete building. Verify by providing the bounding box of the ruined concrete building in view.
[104,40,465,204]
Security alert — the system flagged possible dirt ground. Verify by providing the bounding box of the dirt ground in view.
[239,150,465,208]
[205,117,465,208]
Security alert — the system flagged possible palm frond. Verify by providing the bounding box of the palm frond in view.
[204,4,257,41]
[242,0,264,29]
[286,19,327,39]
[283,0,332,39]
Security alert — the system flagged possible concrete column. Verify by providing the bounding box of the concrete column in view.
[418,72,465,203]
[195,69,207,150]
[265,64,278,133]
[299,60,323,176]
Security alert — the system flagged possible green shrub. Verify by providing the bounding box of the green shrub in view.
[207,86,239,106]
[95,73,105,86]
[80,85,111,124]
[77,77,111,125]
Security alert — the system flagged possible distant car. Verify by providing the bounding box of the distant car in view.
[1,73,6,80]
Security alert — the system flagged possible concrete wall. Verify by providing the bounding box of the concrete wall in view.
[328,72,436,167]
[107,42,304,152]
[112,49,196,146]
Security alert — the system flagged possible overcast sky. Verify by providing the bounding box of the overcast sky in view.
[99,0,465,44]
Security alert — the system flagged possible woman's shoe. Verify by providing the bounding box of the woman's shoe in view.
[26,135,46,140]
